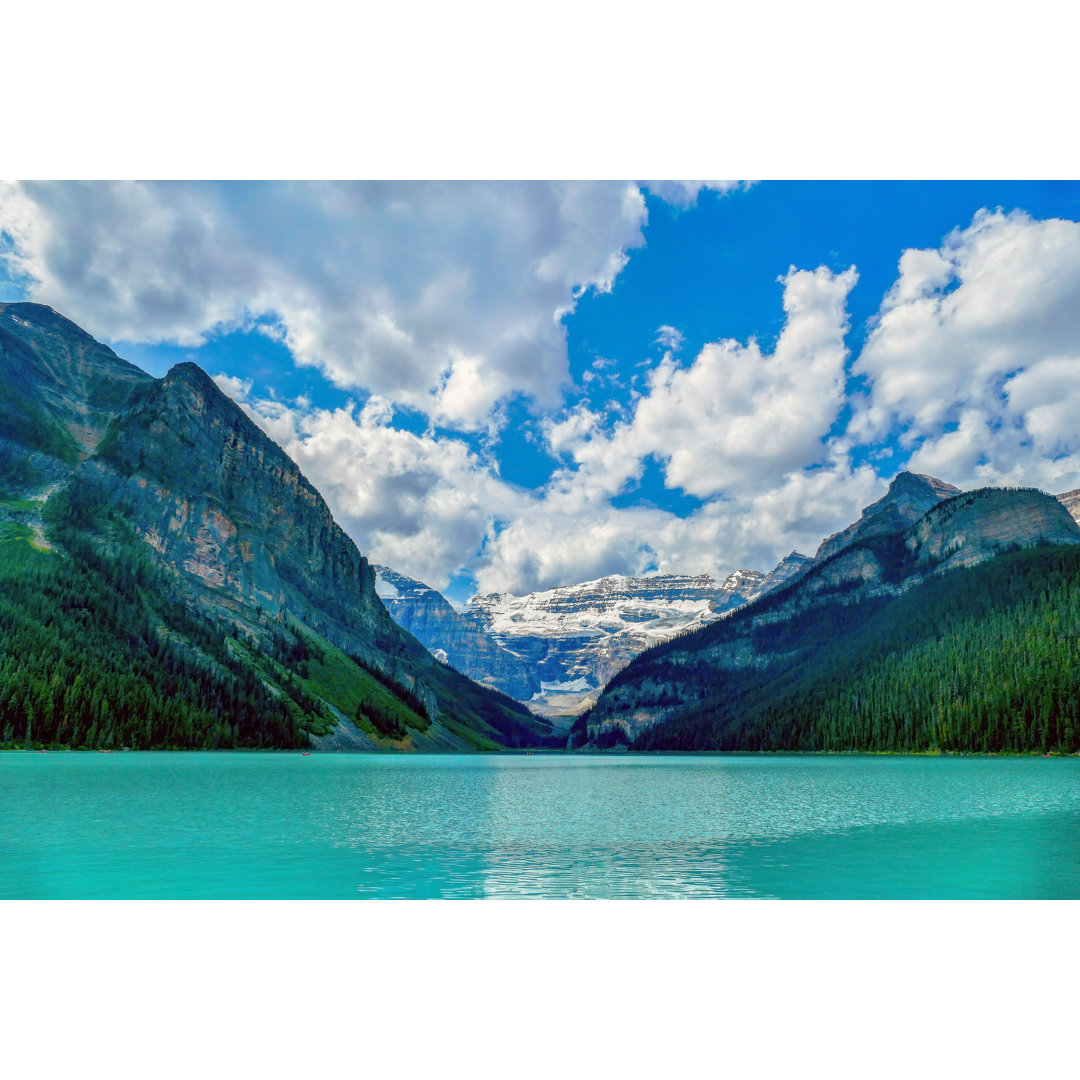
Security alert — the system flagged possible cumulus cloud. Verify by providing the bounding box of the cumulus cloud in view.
[0,181,667,431]
[547,265,858,501]
[643,181,750,208]
[853,208,1080,493]
[216,258,874,597]
[477,265,868,593]
[16,183,1079,602]
[473,454,881,597]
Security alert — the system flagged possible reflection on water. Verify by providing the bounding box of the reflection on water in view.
[2,753,1079,898]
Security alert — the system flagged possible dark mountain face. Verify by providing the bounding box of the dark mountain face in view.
[577,479,1080,753]
[0,302,152,495]
[0,303,553,751]
[0,302,153,455]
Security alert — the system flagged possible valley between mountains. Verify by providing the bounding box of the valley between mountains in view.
[4,301,1080,754]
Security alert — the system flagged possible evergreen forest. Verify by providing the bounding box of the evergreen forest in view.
[0,487,443,750]
[582,545,1080,754]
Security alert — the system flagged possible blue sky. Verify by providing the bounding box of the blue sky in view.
[3,180,1080,603]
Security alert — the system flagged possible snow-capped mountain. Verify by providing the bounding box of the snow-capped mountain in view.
[465,572,749,720]
[373,560,812,727]
[373,566,538,700]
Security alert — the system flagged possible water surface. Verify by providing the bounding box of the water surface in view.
[2,752,1078,898]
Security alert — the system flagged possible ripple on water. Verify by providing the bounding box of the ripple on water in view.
[1,752,1079,898]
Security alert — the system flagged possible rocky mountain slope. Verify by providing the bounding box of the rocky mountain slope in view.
[814,471,960,561]
[467,570,763,713]
[0,302,554,751]
[1058,487,1080,524]
[374,565,538,700]
[374,555,819,726]
[575,476,1080,752]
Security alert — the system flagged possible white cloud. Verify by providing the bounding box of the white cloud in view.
[429,353,505,433]
[472,453,881,597]
[548,265,858,501]
[230,389,527,592]
[211,373,253,402]
[854,208,1080,493]
[17,183,1080,603]
[643,181,750,209]
[476,265,867,593]
[0,181,669,430]
[655,324,684,352]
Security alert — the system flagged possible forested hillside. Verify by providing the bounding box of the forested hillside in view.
[578,545,1080,754]
[0,486,438,749]
[0,302,555,751]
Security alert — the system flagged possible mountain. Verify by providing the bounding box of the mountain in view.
[1058,488,1080,525]
[814,471,961,561]
[754,550,813,592]
[0,302,554,752]
[373,565,538,700]
[373,556,819,726]
[461,567,788,722]
[575,477,1080,753]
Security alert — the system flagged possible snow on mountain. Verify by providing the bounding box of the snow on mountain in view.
[372,566,538,700]
[372,560,813,728]
[470,571,755,642]
[464,569,778,722]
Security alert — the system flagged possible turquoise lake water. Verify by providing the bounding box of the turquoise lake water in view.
[2,752,1079,898]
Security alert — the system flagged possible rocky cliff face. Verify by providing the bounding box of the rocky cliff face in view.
[0,304,551,750]
[374,565,538,700]
[907,487,1080,570]
[815,472,961,561]
[462,569,773,720]
[1057,488,1080,525]
[372,555,818,725]
[753,550,813,593]
[1,303,152,502]
[93,362,395,661]
[0,302,153,459]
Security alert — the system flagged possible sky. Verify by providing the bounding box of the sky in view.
[3,179,1080,603]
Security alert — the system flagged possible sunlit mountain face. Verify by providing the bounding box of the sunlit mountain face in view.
[4,180,1080,608]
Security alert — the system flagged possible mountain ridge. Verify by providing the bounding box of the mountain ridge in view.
[372,556,816,724]
[0,303,553,751]
[574,479,1080,751]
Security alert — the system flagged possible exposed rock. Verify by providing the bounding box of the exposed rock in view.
[815,472,960,562]
[464,569,768,717]
[908,487,1080,571]
[373,565,538,700]
[750,550,813,595]
[0,304,552,751]
[371,554,820,726]
[1057,488,1080,525]
[0,302,152,459]
[580,479,1080,748]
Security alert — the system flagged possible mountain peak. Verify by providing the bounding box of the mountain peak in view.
[815,472,961,563]
[888,471,961,498]
[2,300,81,335]
[1,301,153,460]
[163,360,223,394]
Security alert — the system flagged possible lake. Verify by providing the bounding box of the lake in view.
[2,752,1079,898]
